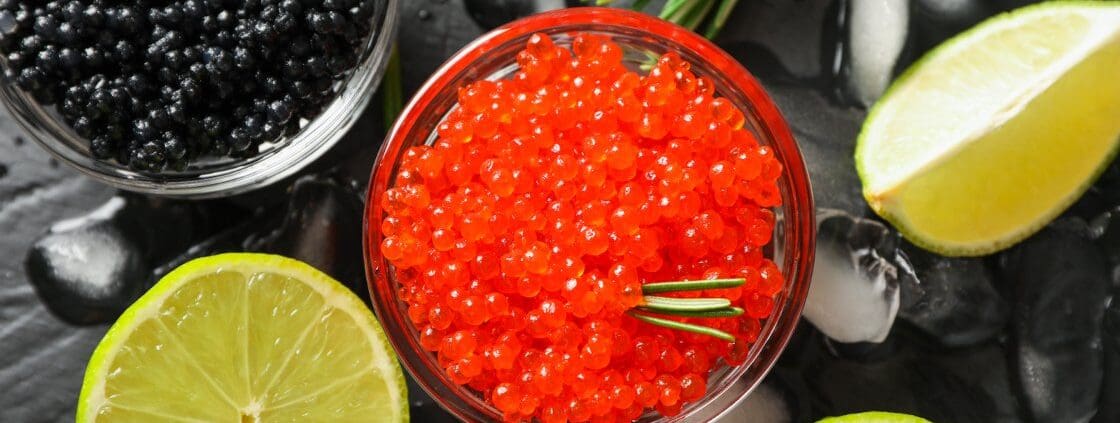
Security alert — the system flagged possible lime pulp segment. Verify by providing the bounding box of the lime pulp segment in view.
[856,2,1120,256]
[77,253,408,422]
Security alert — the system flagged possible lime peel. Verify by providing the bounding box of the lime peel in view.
[856,1,1120,256]
[817,411,933,423]
[77,253,408,422]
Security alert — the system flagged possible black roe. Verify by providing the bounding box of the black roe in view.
[0,0,377,172]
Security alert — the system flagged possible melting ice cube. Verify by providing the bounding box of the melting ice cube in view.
[803,209,910,343]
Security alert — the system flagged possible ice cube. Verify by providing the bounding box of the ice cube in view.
[1091,206,1120,290]
[897,241,1009,347]
[774,321,1008,421]
[1096,301,1120,423]
[926,342,1023,423]
[999,219,1109,423]
[839,0,911,106]
[803,209,911,343]
[803,342,998,421]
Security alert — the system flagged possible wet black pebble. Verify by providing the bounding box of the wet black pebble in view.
[248,174,367,299]
[0,0,378,172]
[24,195,241,325]
[999,219,1110,422]
[25,202,147,325]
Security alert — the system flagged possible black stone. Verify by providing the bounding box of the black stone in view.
[25,219,147,325]
[999,220,1109,422]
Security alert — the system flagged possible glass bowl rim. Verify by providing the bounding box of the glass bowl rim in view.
[0,0,400,199]
[363,6,815,422]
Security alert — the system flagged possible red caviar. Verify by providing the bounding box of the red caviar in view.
[380,33,784,422]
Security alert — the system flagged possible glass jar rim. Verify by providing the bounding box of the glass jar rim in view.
[363,6,815,422]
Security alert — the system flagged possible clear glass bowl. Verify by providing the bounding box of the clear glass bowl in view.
[363,7,815,422]
[0,0,399,199]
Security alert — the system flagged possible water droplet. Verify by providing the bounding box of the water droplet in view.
[418,9,432,21]
[13,136,25,146]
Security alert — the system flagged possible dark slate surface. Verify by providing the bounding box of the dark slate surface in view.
[1,1,1113,422]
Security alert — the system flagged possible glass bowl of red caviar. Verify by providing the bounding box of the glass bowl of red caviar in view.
[363,7,814,422]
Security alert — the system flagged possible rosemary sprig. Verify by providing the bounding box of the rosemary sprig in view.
[590,0,740,39]
[666,0,716,32]
[628,311,736,342]
[658,0,693,23]
[641,278,745,294]
[380,45,402,129]
[634,307,744,318]
[625,278,747,341]
[642,296,732,312]
[629,0,652,11]
[704,0,741,39]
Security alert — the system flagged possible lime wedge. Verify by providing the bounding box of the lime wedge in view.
[77,253,408,422]
[817,411,932,423]
[856,2,1120,256]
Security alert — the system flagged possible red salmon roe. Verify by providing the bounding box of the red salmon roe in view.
[380,33,784,422]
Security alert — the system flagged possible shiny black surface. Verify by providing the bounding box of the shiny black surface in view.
[1,1,1116,422]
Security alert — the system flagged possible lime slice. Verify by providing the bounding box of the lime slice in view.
[77,253,408,422]
[856,2,1120,256]
[817,411,932,423]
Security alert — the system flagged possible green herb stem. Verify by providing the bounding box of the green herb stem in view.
[628,311,736,341]
[642,278,745,294]
[659,0,693,22]
[680,0,717,31]
[634,306,744,318]
[630,0,652,11]
[641,296,732,312]
[704,0,740,39]
[586,0,739,40]
[381,46,402,129]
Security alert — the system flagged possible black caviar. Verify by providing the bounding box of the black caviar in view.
[0,0,376,171]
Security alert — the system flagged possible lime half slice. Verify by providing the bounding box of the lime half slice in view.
[77,253,408,422]
[817,411,932,423]
[856,2,1120,256]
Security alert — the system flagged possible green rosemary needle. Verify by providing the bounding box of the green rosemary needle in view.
[628,311,737,341]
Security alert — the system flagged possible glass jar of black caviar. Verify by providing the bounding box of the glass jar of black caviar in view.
[0,0,398,198]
